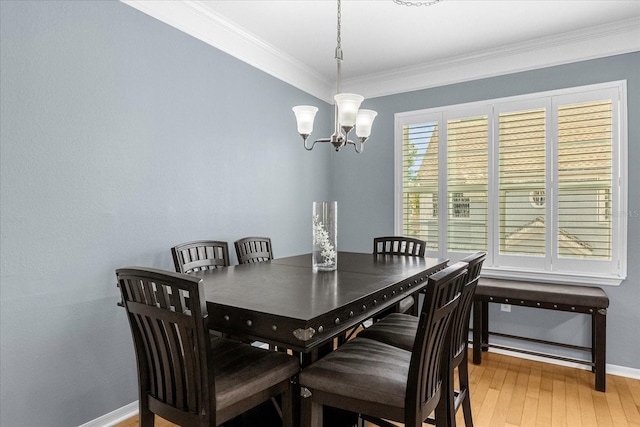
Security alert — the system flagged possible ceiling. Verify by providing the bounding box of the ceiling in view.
[123,0,640,102]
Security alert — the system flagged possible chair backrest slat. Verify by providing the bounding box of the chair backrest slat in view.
[373,236,426,257]
[178,322,198,412]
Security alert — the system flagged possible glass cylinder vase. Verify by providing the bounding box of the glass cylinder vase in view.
[312,201,337,271]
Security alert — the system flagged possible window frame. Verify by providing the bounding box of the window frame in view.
[394,81,628,286]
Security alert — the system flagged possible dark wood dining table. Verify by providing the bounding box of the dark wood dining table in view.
[193,251,448,366]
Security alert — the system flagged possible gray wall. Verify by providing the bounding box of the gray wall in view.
[333,53,640,370]
[1,1,638,426]
[0,1,331,426]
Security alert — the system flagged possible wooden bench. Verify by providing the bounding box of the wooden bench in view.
[472,278,609,391]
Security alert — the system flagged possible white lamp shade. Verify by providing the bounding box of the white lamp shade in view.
[292,105,318,135]
[355,109,378,138]
[334,93,364,127]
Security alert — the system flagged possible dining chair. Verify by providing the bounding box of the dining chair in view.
[116,267,298,427]
[235,236,282,350]
[171,240,230,274]
[357,251,486,427]
[233,237,273,264]
[373,236,428,316]
[234,236,273,264]
[373,236,427,257]
[298,262,468,427]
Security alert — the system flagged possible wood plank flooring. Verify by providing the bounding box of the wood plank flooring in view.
[115,351,640,427]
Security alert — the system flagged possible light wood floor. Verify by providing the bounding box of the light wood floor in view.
[116,351,640,427]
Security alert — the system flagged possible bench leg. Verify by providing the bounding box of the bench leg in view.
[473,298,485,364]
[593,309,607,392]
[481,300,488,351]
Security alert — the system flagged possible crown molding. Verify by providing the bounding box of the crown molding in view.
[122,0,639,102]
[344,18,640,99]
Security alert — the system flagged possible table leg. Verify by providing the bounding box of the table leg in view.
[298,350,318,427]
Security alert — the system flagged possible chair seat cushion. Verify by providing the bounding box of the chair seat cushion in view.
[357,313,418,351]
[210,338,299,410]
[299,337,411,409]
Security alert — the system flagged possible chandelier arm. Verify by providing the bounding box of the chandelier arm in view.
[346,139,366,153]
[303,137,318,151]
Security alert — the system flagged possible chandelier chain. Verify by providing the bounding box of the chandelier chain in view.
[393,0,443,6]
[336,0,342,52]
[335,0,343,93]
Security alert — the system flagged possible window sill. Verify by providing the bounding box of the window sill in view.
[481,266,624,287]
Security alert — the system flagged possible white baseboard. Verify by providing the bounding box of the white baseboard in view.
[79,401,137,427]
[473,345,640,380]
[83,349,640,427]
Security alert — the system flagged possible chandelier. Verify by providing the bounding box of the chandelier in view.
[292,0,377,153]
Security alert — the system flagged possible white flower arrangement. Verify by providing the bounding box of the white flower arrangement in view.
[313,214,336,265]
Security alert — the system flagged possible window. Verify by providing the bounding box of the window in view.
[395,81,627,285]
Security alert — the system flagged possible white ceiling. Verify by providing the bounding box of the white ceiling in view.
[123,0,640,102]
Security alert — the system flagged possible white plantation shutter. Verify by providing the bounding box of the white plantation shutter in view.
[497,107,547,257]
[400,120,439,250]
[447,115,488,252]
[395,81,626,285]
[556,100,613,260]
